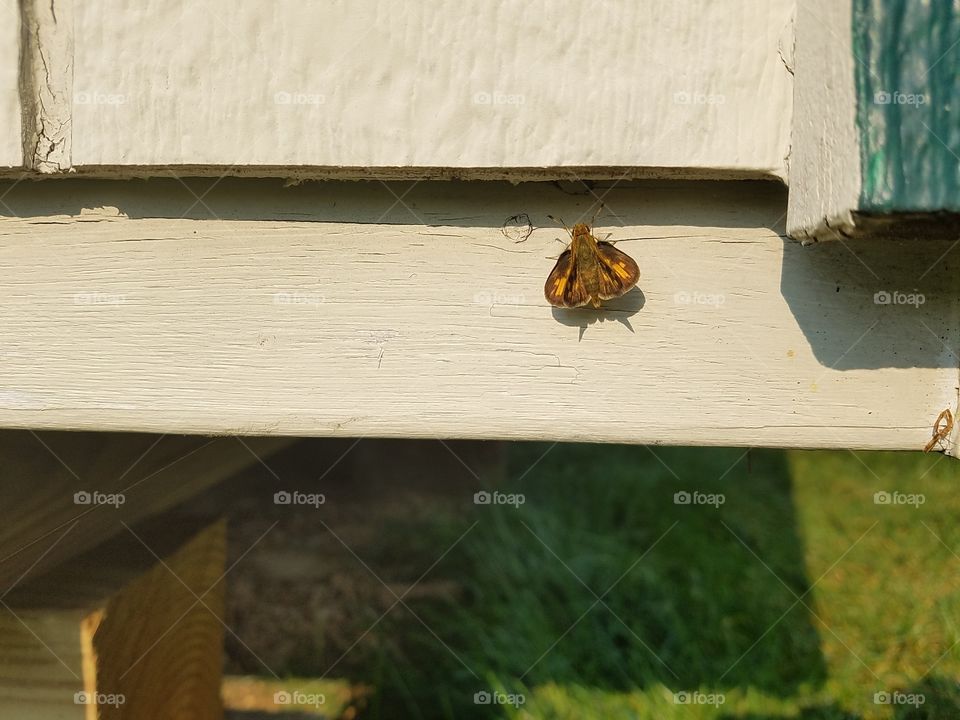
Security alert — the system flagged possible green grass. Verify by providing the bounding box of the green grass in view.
[349,445,960,720]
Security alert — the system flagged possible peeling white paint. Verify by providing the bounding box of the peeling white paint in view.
[20,0,72,172]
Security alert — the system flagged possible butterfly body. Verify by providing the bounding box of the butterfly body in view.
[544,222,640,308]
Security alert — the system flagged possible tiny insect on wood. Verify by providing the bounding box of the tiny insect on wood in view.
[544,213,640,308]
[923,408,954,452]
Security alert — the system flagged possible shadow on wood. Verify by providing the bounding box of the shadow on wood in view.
[550,286,646,339]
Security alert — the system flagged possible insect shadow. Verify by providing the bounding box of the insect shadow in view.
[550,286,645,341]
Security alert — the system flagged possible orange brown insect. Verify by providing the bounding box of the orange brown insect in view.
[544,217,640,308]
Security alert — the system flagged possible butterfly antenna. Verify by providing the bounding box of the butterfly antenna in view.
[589,202,606,228]
[547,214,574,238]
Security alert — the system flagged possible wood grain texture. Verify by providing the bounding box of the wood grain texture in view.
[0,432,292,591]
[0,520,226,720]
[0,179,958,450]
[0,1,21,168]
[66,0,793,178]
[91,521,225,720]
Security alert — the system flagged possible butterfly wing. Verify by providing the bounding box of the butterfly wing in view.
[595,242,640,300]
[544,249,590,308]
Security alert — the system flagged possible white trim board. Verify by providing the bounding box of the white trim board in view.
[0,3,21,168]
[0,179,956,451]
[12,0,796,179]
[786,0,860,242]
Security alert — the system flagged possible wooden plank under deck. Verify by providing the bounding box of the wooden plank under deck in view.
[0,178,956,451]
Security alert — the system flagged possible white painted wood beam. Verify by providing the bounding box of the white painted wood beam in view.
[0,179,956,451]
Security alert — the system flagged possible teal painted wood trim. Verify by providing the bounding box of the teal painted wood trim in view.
[854,0,960,212]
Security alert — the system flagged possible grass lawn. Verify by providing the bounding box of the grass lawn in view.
[343,444,960,719]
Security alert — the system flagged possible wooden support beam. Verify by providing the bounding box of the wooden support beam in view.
[0,519,226,719]
[0,178,957,451]
[0,432,292,591]
[788,0,960,241]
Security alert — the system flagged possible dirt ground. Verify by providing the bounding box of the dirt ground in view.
[185,438,503,718]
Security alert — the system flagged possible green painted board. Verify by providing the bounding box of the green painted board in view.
[854,0,960,212]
